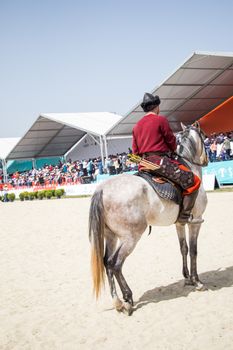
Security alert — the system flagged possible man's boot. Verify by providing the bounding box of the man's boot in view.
[177,191,204,225]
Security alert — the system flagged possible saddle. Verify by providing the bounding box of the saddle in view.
[135,171,182,205]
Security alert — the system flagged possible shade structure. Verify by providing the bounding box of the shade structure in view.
[0,138,21,160]
[199,95,233,135]
[108,51,233,137]
[5,51,233,164]
[7,112,123,160]
[0,138,21,183]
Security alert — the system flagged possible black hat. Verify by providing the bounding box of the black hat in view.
[141,93,161,112]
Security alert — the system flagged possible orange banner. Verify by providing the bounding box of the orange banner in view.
[199,95,233,135]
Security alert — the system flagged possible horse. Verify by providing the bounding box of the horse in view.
[89,123,208,315]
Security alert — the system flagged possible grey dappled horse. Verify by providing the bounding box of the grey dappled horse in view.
[89,123,208,315]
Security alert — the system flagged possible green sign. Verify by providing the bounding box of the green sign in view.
[203,160,233,185]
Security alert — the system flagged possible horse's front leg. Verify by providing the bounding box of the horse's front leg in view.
[188,223,207,291]
[176,223,191,285]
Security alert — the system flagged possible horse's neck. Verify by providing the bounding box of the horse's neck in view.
[180,156,202,179]
[177,142,202,179]
[189,163,202,179]
[178,151,202,178]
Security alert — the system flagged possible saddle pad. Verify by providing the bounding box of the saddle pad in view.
[135,171,182,205]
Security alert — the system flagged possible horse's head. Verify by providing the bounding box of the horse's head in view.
[176,121,208,166]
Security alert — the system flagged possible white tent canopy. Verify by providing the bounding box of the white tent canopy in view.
[107,51,233,137]
[7,112,123,160]
[0,138,21,160]
[0,138,21,182]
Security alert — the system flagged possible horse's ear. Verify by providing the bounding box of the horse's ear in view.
[180,122,187,131]
[192,121,200,131]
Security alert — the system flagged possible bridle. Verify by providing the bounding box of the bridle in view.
[177,125,208,167]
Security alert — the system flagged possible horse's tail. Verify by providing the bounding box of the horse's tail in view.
[89,188,105,299]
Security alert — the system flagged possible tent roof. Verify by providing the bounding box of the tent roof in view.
[7,112,122,160]
[108,51,233,136]
[0,138,21,160]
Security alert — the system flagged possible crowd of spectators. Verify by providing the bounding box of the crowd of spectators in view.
[204,132,233,162]
[0,132,232,188]
[0,150,138,188]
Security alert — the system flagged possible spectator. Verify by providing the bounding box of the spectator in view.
[87,159,95,177]
[221,136,231,160]
[210,140,217,162]
[97,157,103,175]
[204,138,212,161]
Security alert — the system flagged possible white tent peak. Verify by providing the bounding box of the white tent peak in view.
[0,138,21,160]
[7,112,123,160]
[40,112,123,136]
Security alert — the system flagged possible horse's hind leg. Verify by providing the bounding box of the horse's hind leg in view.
[188,223,207,291]
[109,236,141,315]
[104,230,122,310]
[176,223,191,285]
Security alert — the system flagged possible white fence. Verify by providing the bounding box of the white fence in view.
[1,173,221,199]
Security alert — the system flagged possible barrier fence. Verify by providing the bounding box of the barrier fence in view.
[1,160,232,198]
[202,160,233,185]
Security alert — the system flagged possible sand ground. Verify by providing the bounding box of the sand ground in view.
[0,192,233,350]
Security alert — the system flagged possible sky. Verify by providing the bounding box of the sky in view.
[0,0,233,137]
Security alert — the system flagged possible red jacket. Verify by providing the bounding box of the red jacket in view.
[132,113,177,155]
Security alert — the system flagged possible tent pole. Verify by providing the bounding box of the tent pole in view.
[89,134,100,145]
[99,136,104,166]
[103,135,109,173]
[32,158,36,169]
[2,159,8,183]
[103,134,108,159]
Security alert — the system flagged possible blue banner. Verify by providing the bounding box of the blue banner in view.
[203,160,233,185]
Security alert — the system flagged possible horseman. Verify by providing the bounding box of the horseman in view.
[132,92,203,225]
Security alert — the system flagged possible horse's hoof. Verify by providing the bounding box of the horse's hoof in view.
[122,301,133,316]
[115,300,133,315]
[195,282,208,291]
[113,298,123,311]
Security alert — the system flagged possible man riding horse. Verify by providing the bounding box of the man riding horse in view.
[132,92,203,225]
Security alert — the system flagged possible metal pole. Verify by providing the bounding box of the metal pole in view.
[32,158,36,169]
[2,159,8,183]
[103,135,108,171]
[103,135,108,159]
[89,134,100,145]
[99,136,104,166]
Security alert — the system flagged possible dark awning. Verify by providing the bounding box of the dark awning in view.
[108,51,233,135]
